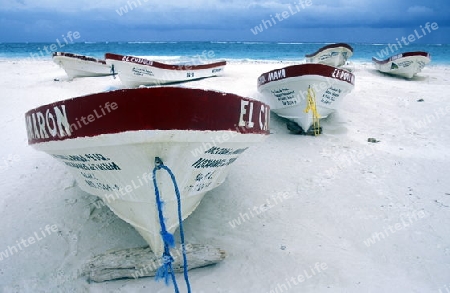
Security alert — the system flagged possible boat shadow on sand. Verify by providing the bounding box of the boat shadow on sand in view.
[271,112,348,135]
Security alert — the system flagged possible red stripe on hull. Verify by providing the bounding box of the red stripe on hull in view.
[25,87,270,144]
[372,51,431,64]
[105,53,226,70]
[305,43,353,58]
[52,52,107,65]
[257,63,355,87]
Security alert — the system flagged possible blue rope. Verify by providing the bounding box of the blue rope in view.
[152,157,192,293]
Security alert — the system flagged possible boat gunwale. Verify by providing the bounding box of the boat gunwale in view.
[25,87,270,145]
[105,53,227,71]
[305,43,354,58]
[52,52,108,65]
[257,63,355,88]
[371,51,431,65]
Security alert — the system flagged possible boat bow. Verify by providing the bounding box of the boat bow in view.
[25,87,269,254]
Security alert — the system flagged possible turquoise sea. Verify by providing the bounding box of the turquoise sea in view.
[0,41,449,64]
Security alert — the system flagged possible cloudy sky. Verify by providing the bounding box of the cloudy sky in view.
[0,0,449,43]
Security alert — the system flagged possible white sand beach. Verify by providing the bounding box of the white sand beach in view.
[0,59,450,292]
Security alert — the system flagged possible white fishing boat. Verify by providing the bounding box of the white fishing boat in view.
[105,53,227,87]
[52,52,113,79]
[372,51,431,78]
[25,87,269,255]
[305,43,354,67]
[257,63,355,134]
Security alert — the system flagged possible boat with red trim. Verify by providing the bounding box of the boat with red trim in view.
[25,87,269,254]
[305,43,354,67]
[105,53,226,87]
[52,52,113,79]
[372,51,431,79]
[257,63,355,134]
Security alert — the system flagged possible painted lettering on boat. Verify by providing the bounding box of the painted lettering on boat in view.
[191,147,246,169]
[85,180,120,192]
[238,100,269,131]
[189,170,217,192]
[84,153,110,161]
[271,88,297,106]
[81,172,98,180]
[191,157,238,169]
[132,67,154,76]
[187,146,250,193]
[268,69,286,82]
[52,154,88,162]
[62,161,121,171]
[205,146,248,155]
[397,60,413,68]
[122,55,153,66]
[51,153,120,171]
[391,54,403,61]
[51,153,110,162]
[257,69,286,86]
[258,75,266,86]
[188,157,237,191]
[321,87,343,105]
[50,152,122,190]
[195,171,215,181]
[26,105,71,140]
[331,68,355,84]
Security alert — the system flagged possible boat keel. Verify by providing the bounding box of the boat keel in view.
[286,121,322,136]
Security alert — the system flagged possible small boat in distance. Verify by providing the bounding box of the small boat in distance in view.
[305,43,354,67]
[372,51,431,79]
[25,87,269,255]
[257,63,355,135]
[105,53,227,87]
[52,52,114,79]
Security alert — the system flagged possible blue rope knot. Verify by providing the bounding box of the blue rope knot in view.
[161,253,174,265]
[160,231,175,248]
[155,252,176,285]
[152,157,191,293]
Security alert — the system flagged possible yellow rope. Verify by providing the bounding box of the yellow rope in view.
[304,86,321,135]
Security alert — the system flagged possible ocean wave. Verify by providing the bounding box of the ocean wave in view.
[0,42,449,64]
[242,42,265,45]
[127,41,178,44]
[210,41,241,44]
[277,42,306,45]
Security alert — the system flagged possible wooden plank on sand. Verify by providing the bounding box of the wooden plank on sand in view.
[85,244,226,282]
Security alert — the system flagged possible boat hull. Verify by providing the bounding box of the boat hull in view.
[53,52,112,79]
[305,43,354,67]
[257,64,355,132]
[105,53,226,87]
[372,52,431,79]
[34,131,263,255]
[25,87,269,254]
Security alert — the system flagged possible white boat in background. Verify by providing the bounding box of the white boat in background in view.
[305,43,354,67]
[257,63,355,135]
[52,52,113,79]
[105,53,227,87]
[25,87,269,255]
[372,51,431,79]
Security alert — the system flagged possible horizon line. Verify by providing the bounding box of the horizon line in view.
[0,41,448,45]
